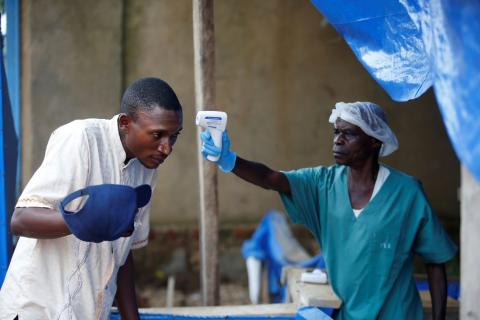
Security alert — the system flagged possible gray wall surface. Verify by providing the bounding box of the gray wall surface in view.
[21,0,124,179]
[21,0,459,227]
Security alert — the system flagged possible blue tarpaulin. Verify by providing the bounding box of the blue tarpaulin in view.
[0,17,18,286]
[110,314,294,320]
[311,0,480,181]
[242,211,325,303]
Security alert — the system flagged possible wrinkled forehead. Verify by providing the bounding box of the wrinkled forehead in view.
[134,108,183,130]
[334,118,373,138]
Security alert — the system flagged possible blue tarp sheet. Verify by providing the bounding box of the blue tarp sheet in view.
[0,25,18,286]
[311,0,480,181]
[242,211,325,303]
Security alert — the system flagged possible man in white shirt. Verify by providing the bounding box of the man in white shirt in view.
[0,77,183,320]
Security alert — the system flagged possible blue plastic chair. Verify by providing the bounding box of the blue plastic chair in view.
[242,211,330,317]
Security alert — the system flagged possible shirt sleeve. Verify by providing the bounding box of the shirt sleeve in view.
[413,181,458,263]
[16,123,90,209]
[279,167,323,232]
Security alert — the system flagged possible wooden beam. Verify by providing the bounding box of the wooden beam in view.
[282,267,459,312]
[192,0,219,306]
[282,267,342,308]
[137,303,298,316]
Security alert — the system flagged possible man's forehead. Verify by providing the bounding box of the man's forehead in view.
[137,108,181,120]
[135,108,182,129]
[334,118,376,141]
[334,118,360,130]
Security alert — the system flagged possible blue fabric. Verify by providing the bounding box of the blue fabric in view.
[59,184,152,243]
[416,280,460,300]
[110,313,294,320]
[0,23,18,287]
[242,211,325,303]
[310,0,432,102]
[310,0,480,182]
[295,306,332,320]
[109,307,331,319]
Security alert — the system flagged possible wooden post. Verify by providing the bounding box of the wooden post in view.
[460,166,480,318]
[192,0,219,306]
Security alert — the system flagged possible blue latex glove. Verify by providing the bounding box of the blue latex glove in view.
[200,130,237,172]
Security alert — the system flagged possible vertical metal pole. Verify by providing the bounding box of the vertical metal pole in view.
[193,0,219,306]
[460,166,480,319]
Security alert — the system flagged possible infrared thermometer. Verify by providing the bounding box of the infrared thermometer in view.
[196,111,228,162]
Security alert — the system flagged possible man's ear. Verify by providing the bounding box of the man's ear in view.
[118,113,131,134]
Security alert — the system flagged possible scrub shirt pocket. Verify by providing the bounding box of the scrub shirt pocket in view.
[370,231,399,277]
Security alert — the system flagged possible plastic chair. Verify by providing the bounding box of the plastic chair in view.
[242,211,325,304]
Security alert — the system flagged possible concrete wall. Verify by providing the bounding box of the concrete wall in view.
[21,0,459,228]
[21,0,124,180]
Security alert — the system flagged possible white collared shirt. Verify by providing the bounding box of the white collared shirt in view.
[0,115,157,320]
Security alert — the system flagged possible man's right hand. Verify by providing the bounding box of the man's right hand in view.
[200,130,237,172]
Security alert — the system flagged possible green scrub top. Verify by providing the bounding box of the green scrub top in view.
[280,164,457,320]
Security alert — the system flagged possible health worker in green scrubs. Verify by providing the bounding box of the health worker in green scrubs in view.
[199,101,457,320]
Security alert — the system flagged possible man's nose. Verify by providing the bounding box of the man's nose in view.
[334,133,344,144]
[158,141,172,155]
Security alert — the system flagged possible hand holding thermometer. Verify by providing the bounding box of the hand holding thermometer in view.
[195,111,228,161]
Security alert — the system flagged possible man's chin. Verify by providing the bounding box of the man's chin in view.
[139,159,162,169]
[333,157,348,165]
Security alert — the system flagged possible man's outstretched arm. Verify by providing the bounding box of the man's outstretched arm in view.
[201,130,291,194]
[11,207,71,239]
[426,262,447,320]
[233,157,290,194]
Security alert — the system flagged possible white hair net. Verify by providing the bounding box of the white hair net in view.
[328,101,399,157]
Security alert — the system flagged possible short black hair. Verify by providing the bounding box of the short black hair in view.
[120,77,182,118]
